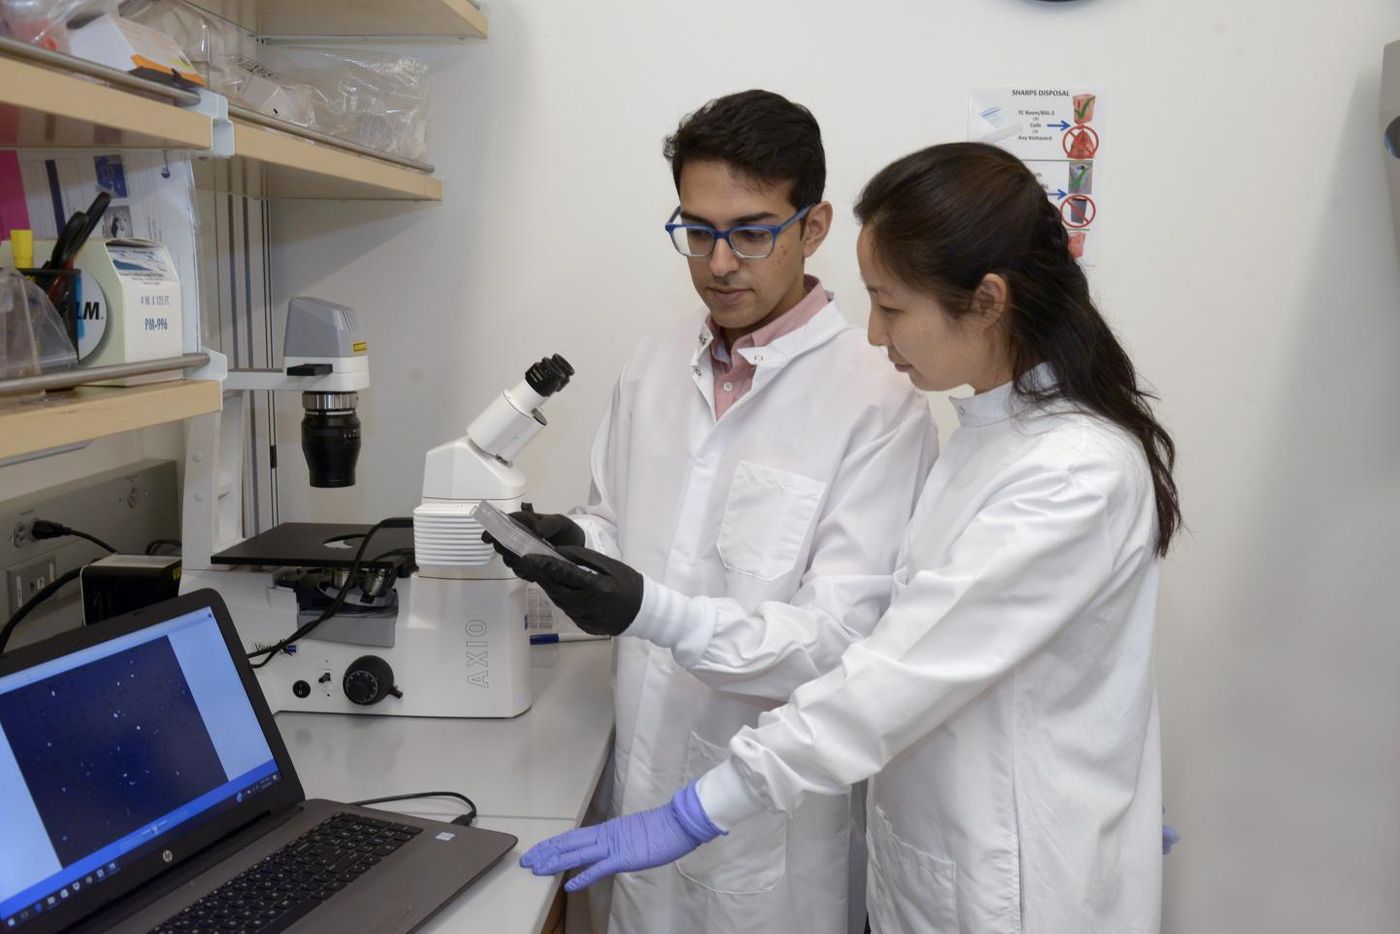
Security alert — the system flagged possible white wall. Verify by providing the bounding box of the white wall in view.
[269,0,1400,929]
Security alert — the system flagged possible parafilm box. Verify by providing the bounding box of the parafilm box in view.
[70,238,184,384]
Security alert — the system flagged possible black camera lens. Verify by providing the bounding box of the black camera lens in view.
[301,392,361,488]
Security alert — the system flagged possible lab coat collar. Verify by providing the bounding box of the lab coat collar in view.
[690,300,847,371]
[950,362,1058,427]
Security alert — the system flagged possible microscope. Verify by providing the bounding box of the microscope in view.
[181,296,573,718]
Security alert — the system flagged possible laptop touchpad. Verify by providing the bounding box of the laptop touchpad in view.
[339,897,414,933]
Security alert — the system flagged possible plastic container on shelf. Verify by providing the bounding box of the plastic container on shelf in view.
[0,0,118,53]
[1,267,77,386]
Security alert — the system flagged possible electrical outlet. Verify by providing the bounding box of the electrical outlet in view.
[0,460,178,619]
[7,555,58,613]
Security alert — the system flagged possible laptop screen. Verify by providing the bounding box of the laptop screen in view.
[0,605,282,928]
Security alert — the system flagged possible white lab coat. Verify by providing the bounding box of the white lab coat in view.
[571,301,936,934]
[699,369,1163,934]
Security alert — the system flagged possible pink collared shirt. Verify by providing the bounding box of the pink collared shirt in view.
[708,275,832,418]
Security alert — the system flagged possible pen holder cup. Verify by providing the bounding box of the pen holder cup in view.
[18,267,81,354]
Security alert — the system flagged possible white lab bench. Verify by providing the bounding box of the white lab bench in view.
[273,640,614,933]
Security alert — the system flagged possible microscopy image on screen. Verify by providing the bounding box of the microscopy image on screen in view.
[0,637,227,865]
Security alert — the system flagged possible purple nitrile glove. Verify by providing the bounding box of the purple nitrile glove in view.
[1162,824,1181,855]
[520,781,724,892]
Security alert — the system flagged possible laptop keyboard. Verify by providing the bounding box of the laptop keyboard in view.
[149,812,423,934]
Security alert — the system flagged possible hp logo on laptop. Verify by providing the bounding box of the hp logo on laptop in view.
[162,850,174,864]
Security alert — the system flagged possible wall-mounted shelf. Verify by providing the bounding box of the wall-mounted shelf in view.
[187,0,488,39]
[0,54,211,150]
[0,45,443,202]
[0,380,221,460]
[198,118,443,201]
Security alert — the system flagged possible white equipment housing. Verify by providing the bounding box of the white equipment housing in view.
[181,297,572,719]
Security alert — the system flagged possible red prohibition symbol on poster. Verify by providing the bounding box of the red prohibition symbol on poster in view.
[1062,125,1100,160]
[1061,195,1096,228]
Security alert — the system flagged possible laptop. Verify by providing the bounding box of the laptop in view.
[0,589,517,933]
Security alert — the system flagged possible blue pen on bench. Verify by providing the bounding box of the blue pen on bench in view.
[530,633,611,645]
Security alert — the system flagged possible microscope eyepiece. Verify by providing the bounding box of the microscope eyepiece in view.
[524,354,574,397]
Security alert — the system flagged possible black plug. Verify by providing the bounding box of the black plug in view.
[30,519,116,553]
[450,813,476,827]
[30,519,71,541]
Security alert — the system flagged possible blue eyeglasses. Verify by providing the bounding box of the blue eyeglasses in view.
[665,204,814,260]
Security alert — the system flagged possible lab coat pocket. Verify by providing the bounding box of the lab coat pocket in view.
[717,461,826,582]
[866,803,959,933]
[677,732,788,895]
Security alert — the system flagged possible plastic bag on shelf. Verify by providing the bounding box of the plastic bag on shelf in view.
[88,0,432,161]
[215,49,319,127]
[1,268,77,383]
[121,0,254,90]
[121,2,430,159]
[0,0,117,54]
[277,48,430,161]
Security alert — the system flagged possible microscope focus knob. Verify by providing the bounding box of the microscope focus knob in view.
[343,655,402,706]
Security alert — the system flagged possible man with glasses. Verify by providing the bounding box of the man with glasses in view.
[494,90,935,934]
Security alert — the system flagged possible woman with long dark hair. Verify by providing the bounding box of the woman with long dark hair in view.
[513,142,1180,933]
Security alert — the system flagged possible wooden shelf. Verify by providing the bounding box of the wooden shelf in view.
[1,47,444,202]
[198,118,443,201]
[0,55,212,150]
[0,380,221,460]
[187,0,488,39]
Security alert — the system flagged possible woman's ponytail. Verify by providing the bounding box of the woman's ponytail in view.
[856,143,1181,555]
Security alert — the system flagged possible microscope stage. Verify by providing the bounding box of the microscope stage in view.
[212,522,415,569]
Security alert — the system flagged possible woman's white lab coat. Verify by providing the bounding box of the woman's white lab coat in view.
[571,302,936,934]
[699,371,1163,933]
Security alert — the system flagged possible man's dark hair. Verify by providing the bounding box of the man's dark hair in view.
[663,89,825,209]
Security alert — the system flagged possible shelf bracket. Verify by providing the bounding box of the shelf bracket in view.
[187,89,236,157]
[186,349,229,383]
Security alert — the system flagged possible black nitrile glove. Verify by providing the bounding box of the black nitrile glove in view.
[517,505,586,548]
[508,545,642,636]
[481,504,586,559]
